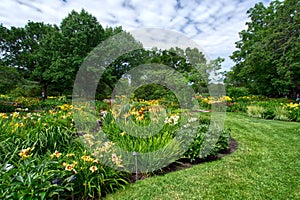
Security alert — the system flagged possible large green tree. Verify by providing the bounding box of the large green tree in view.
[33,9,107,97]
[229,0,300,97]
[0,22,54,77]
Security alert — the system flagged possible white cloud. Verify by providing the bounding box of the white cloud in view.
[0,0,271,71]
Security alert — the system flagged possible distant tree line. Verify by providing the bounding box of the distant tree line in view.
[0,9,222,99]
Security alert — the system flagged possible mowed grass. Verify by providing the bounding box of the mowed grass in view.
[105,112,300,199]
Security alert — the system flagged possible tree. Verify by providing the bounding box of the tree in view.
[0,65,22,94]
[0,22,54,78]
[229,0,300,97]
[33,9,107,97]
[74,30,143,99]
[118,46,222,99]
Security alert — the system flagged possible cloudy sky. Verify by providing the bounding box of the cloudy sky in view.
[0,0,271,71]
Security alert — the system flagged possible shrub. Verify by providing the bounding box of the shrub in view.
[9,80,41,98]
[0,65,22,94]
[0,101,16,112]
[183,123,231,163]
[226,87,250,98]
[227,101,248,112]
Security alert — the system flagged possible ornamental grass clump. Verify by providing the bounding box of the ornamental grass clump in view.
[246,105,265,118]
[274,106,290,121]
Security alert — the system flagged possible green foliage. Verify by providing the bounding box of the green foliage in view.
[183,123,231,163]
[133,84,172,100]
[1,10,223,98]
[246,105,266,118]
[0,100,129,198]
[0,159,71,200]
[227,101,248,112]
[106,113,300,199]
[0,151,129,199]
[0,22,53,76]
[33,9,108,97]
[0,101,16,112]
[9,80,41,97]
[274,106,290,121]
[0,65,22,94]
[100,99,230,167]
[102,113,178,153]
[281,102,300,121]
[226,86,250,98]
[229,0,300,96]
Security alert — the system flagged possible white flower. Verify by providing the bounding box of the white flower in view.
[164,115,180,125]
[188,118,198,123]
[183,124,190,128]
[4,163,13,172]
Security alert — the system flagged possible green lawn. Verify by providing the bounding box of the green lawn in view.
[105,113,300,199]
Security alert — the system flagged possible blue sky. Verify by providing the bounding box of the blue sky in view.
[0,0,271,71]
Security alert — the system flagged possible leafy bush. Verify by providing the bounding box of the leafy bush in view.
[38,98,70,110]
[227,101,248,112]
[9,80,41,97]
[183,123,231,163]
[0,159,71,200]
[226,87,250,98]
[0,101,16,112]
[133,83,174,101]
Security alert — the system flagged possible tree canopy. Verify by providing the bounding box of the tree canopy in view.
[0,9,222,99]
[228,0,300,97]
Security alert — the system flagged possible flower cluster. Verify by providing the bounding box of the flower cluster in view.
[90,141,124,168]
[49,151,101,174]
[201,96,232,105]
[219,96,232,102]
[281,102,300,121]
[0,113,8,119]
[164,115,179,125]
[201,96,215,105]
[51,150,62,159]
[111,153,123,166]
[0,101,75,134]
[282,102,300,110]
[57,104,73,111]
[18,147,33,160]
[113,99,163,125]
[236,95,260,102]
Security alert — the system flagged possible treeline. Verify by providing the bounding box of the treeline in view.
[0,9,222,99]
[0,10,121,97]
[1,0,299,99]
[227,0,300,97]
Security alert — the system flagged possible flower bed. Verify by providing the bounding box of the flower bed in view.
[0,96,231,199]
